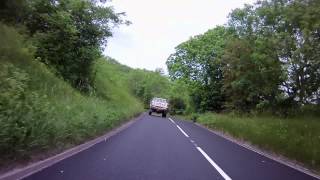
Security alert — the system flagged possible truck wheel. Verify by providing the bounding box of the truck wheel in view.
[149,111,152,115]
[162,113,166,118]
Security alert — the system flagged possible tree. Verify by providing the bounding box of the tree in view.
[275,0,320,104]
[0,0,128,92]
[166,0,320,113]
[222,37,283,111]
[0,0,29,25]
[227,0,320,105]
[167,26,234,112]
[128,69,171,107]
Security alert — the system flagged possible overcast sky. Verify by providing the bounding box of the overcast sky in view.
[104,0,256,71]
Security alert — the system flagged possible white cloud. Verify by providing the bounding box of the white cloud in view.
[104,0,256,71]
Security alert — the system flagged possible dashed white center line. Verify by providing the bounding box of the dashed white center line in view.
[168,118,175,124]
[197,147,232,180]
[176,125,189,137]
[169,118,232,180]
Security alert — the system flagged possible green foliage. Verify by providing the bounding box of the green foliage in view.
[167,0,320,113]
[0,24,143,166]
[0,0,128,92]
[0,0,29,25]
[167,26,233,112]
[94,57,143,110]
[167,80,190,114]
[227,0,320,106]
[127,69,171,107]
[169,97,186,115]
[0,63,55,159]
[222,38,283,111]
[124,66,190,113]
[0,24,55,160]
[170,0,320,170]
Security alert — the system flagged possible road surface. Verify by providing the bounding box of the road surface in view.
[25,113,318,180]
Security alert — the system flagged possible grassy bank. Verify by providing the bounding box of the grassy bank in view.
[182,113,320,171]
[0,25,143,168]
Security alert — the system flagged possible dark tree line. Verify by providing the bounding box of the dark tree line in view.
[167,0,320,114]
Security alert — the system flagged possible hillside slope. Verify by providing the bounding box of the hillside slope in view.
[0,24,143,169]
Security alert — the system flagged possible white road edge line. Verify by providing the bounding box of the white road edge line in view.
[168,118,175,124]
[197,147,232,180]
[176,125,189,137]
[194,123,320,180]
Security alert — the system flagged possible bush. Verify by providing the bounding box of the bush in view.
[169,97,186,115]
[0,63,56,161]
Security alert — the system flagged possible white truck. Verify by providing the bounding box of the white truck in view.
[149,97,169,118]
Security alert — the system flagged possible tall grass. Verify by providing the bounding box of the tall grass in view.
[0,24,143,167]
[191,113,320,171]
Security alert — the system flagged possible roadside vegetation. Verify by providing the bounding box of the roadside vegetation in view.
[0,0,169,170]
[0,23,144,167]
[183,111,320,170]
[167,0,320,171]
[1,0,319,174]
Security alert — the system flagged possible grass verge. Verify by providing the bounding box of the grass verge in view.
[181,113,320,171]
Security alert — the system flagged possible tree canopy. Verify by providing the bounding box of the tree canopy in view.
[167,0,320,113]
[0,0,128,91]
[167,26,234,112]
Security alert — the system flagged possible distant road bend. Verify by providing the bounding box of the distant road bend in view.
[25,113,318,180]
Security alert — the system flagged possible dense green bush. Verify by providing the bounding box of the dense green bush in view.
[0,63,55,160]
[169,97,186,115]
[0,24,55,161]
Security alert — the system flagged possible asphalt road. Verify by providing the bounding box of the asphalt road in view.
[25,113,318,180]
